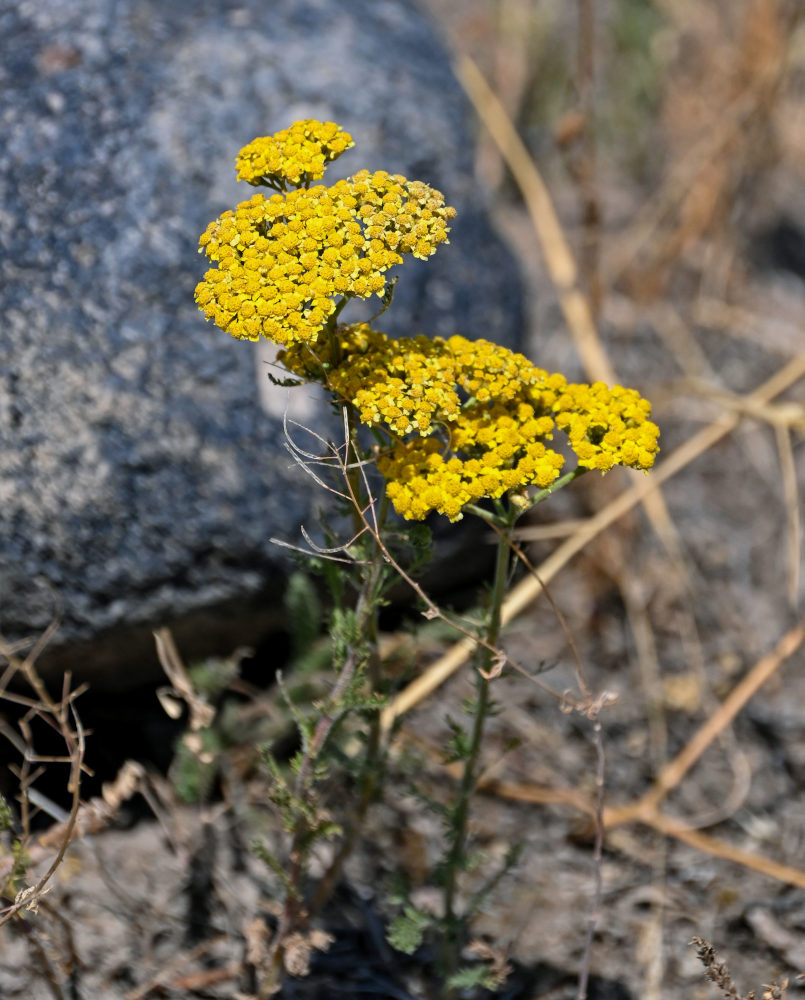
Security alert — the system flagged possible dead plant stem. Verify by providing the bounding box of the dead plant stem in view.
[308,518,388,919]
[576,718,606,1000]
[576,0,601,319]
[636,612,805,814]
[0,636,86,926]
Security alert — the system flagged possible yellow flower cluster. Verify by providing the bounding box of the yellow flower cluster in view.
[282,324,461,433]
[196,124,659,522]
[281,327,559,435]
[378,412,567,521]
[554,382,659,472]
[280,325,660,521]
[195,123,456,348]
[235,120,354,188]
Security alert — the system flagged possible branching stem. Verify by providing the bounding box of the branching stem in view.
[262,412,390,995]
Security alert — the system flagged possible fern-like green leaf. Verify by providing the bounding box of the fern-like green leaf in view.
[387,905,432,955]
[285,571,323,662]
[443,715,472,764]
[446,964,499,991]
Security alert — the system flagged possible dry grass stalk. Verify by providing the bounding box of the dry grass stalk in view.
[386,594,805,889]
[484,615,805,889]
[0,760,146,886]
[691,936,789,1000]
[606,0,793,296]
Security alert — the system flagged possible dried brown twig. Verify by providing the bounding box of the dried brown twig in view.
[479,615,805,890]
[691,936,789,1000]
[405,600,805,889]
[0,759,146,888]
[0,630,89,926]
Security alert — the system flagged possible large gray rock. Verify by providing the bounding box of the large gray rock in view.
[0,0,522,682]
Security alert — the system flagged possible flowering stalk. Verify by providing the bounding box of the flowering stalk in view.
[195,120,660,993]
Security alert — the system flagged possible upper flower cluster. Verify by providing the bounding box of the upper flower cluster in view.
[281,324,660,520]
[195,122,455,348]
[235,120,354,189]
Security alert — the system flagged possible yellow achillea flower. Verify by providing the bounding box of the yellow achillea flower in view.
[196,124,455,347]
[236,120,354,188]
[281,325,660,521]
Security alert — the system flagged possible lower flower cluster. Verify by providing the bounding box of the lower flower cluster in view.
[280,324,660,520]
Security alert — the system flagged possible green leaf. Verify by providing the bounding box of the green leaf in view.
[0,794,12,832]
[447,964,499,991]
[330,607,360,652]
[275,671,316,746]
[285,571,323,661]
[443,716,471,764]
[170,728,221,804]
[188,654,240,700]
[466,841,525,918]
[251,840,295,896]
[308,819,343,842]
[267,372,305,388]
[387,905,432,955]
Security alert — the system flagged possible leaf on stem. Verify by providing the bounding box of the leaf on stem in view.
[387,904,432,955]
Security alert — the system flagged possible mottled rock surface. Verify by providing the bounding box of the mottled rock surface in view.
[0,0,522,677]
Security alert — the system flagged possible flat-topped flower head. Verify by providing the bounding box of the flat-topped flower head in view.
[281,325,660,520]
[236,120,354,189]
[196,161,455,347]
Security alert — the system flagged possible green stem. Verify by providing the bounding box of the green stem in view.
[263,413,390,993]
[462,468,588,527]
[360,495,389,799]
[527,466,588,508]
[308,496,391,919]
[441,514,512,989]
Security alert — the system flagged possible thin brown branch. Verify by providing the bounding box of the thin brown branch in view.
[453,46,697,643]
[774,424,801,607]
[0,632,88,926]
[454,52,614,384]
[447,615,805,891]
[614,614,805,820]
